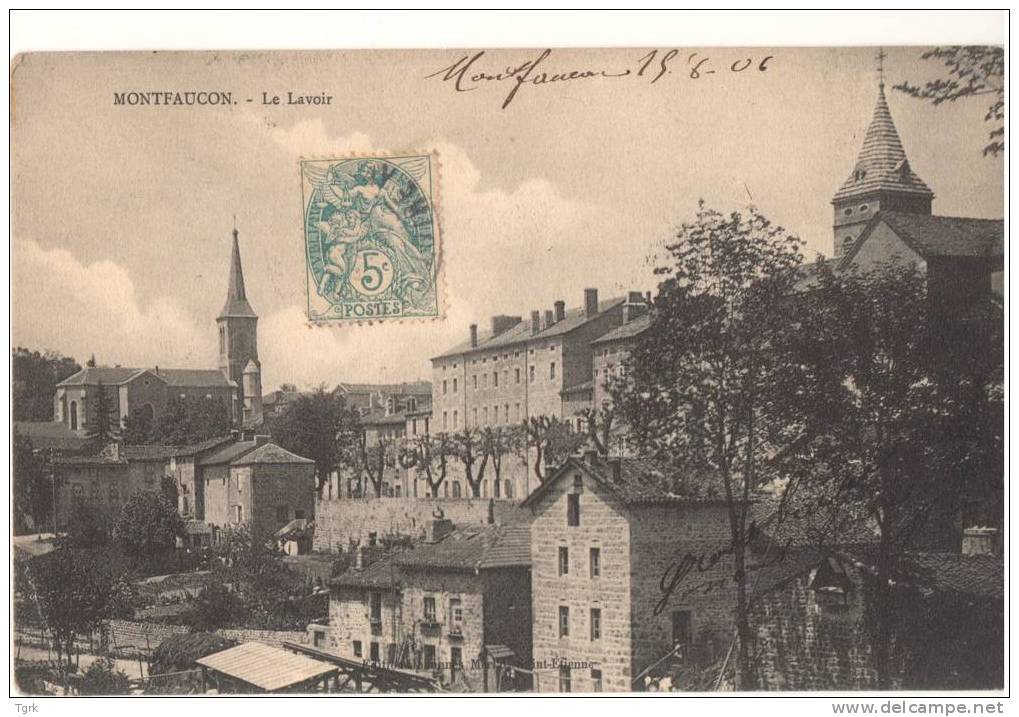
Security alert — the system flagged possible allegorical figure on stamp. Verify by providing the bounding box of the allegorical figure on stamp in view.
[303,155,438,321]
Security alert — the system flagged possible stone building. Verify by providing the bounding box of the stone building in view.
[167,436,237,519]
[429,288,650,499]
[51,228,264,434]
[327,515,532,692]
[522,455,735,692]
[198,436,316,543]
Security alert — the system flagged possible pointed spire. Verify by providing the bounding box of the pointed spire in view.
[218,226,257,319]
[833,76,933,203]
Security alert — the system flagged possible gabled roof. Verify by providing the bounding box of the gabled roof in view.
[843,212,1004,265]
[56,366,141,387]
[522,456,728,509]
[199,440,258,466]
[591,313,651,345]
[433,297,626,360]
[833,83,933,203]
[335,381,432,396]
[122,444,178,461]
[218,229,257,319]
[396,522,531,572]
[170,435,237,458]
[56,366,233,389]
[231,442,315,466]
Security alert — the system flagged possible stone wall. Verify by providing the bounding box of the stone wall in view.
[313,496,527,553]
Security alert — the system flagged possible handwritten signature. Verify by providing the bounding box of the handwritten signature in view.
[426,49,774,109]
[653,523,794,616]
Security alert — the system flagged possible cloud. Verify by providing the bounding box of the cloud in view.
[11,238,212,368]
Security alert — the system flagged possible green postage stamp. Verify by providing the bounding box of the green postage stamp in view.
[301,154,440,322]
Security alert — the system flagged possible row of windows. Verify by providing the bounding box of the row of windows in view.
[558,546,601,578]
[558,666,601,693]
[439,347,556,372]
[557,605,602,640]
[440,362,557,396]
[842,203,871,216]
[352,640,463,673]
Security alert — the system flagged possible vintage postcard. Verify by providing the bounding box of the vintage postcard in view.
[10,33,1005,700]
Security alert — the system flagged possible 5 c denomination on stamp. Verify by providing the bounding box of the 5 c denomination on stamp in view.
[301,154,440,323]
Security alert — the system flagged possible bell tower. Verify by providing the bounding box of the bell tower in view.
[217,227,261,423]
[831,51,934,258]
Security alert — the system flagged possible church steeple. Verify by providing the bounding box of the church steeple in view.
[219,227,257,319]
[831,57,934,258]
[217,226,260,424]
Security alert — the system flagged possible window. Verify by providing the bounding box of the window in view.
[234,505,243,523]
[423,644,437,669]
[550,362,556,380]
[515,368,521,384]
[567,494,580,526]
[559,665,571,692]
[449,597,463,632]
[590,547,601,578]
[558,606,570,637]
[370,642,380,663]
[424,596,437,623]
[503,370,508,386]
[450,646,463,679]
[370,592,382,624]
[672,609,693,646]
[453,410,458,428]
[353,640,362,657]
[493,371,499,387]
[590,608,602,640]
[452,482,462,498]
[843,207,853,216]
[483,373,488,388]
[295,509,305,519]
[453,378,458,394]
[473,375,478,389]
[69,400,78,430]
[591,669,602,692]
[473,407,478,425]
[442,411,448,429]
[276,505,287,521]
[442,380,448,395]
[558,546,569,576]
[514,403,520,421]
[504,480,513,499]
[529,366,535,383]
[504,404,509,423]
[859,204,869,213]
[483,407,488,424]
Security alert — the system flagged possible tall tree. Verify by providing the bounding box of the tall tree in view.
[451,429,487,498]
[480,426,522,498]
[112,490,185,561]
[522,415,585,484]
[84,380,120,453]
[357,432,391,498]
[26,549,132,668]
[151,396,232,446]
[792,260,1003,687]
[614,203,806,689]
[269,386,361,494]
[407,433,453,497]
[894,46,1004,157]
[12,347,81,421]
[13,437,53,534]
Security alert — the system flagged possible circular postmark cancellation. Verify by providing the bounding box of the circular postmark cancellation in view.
[301,154,440,322]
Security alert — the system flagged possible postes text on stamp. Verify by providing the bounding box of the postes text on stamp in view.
[301,154,440,322]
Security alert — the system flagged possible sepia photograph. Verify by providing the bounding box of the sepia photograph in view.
[8,10,1007,703]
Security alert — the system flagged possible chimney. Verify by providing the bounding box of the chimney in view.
[962,527,999,556]
[544,309,554,328]
[554,300,566,322]
[491,315,520,337]
[254,434,270,446]
[427,516,455,543]
[355,545,365,570]
[531,310,541,335]
[627,291,644,304]
[487,498,495,525]
[469,323,478,348]
[584,288,599,317]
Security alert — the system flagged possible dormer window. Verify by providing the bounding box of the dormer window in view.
[854,169,867,182]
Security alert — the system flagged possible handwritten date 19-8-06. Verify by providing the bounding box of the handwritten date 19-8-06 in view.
[426,49,774,109]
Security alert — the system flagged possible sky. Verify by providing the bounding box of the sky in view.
[10,46,1003,391]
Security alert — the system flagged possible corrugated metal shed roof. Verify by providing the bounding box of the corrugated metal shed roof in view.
[196,642,336,691]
